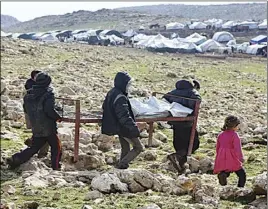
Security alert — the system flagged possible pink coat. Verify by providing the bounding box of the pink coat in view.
[213,130,244,174]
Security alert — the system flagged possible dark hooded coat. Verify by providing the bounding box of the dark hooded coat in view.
[101,72,140,138]
[23,73,61,137]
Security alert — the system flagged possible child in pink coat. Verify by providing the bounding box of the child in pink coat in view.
[213,115,246,187]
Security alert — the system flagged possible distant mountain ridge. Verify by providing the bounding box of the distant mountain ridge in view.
[2,3,266,33]
[1,14,20,29]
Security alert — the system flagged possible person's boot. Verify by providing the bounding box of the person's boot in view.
[167,153,180,172]
[115,162,129,169]
[37,143,49,158]
[218,172,228,186]
[6,156,20,170]
[24,137,33,147]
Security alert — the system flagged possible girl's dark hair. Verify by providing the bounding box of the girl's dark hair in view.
[222,115,240,131]
[30,70,41,79]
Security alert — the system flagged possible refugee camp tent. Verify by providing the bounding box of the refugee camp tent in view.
[246,44,267,55]
[204,18,223,28]
[250,35,267,45]
[189,22,207,30]
[238,21,258,29]
[139,26,145,31]
[197,39,222,53]
[132,34,149,43]
[258,19,267,30]
[1,31,8,37]
[184,33,207,45]
[99,30,122,38]
[122,29,138,37]
[56,30,72,38]
[170,33,179,39]
[226,40,236,47]
[165,22,185,30]
[222,21,237,29]
[11,33,22,39]
[72,29,88,35]
[86,30,102,45]
[32,32,47,40]
[107,35,125,45]
[40,34,59,42]
[135,34,168,48]
[212,31,235,43]
[18,33,35,40]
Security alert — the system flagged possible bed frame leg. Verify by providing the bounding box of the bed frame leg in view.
[148,122,154,147]
[73,100,81,163]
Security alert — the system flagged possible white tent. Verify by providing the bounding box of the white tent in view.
[213,19,224,28]
[258,19,267,30]
[1,31,8,37]
[122,29,137,37]
[189,22,207,29]
[212,31,235,43]
[246,45,267,55]
[132,34,150,43]
[222,21,237,29]
[184,33,207,45]
[226,40,236,47]
[136,34,168,48]
[11,33,21,39]
[197,39,223,52]
[107,35,124,44]
[238,21,258,29]
[166,22,185,30]
[40,34,59,42]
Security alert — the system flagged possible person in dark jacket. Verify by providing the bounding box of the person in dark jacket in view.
[7,72,62,170]
[163,79,201,173]
[24,70,50,158]
[102,72,143,169]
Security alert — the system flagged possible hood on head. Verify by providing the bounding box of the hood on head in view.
[35,72,51,88]
[114,72,131,93]
[175,79,194,90]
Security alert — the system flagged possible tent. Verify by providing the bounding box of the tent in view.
[107,35,124,45]
[1,31,8,37]
[132,34,150,43]
[184,33,207,45]
[250,35,267,45]
[166,22,185,30]
[212,31,235,43]
[189,22,207,30]
[222,21,237,29]
[135,34,168,48]
[72,29,88,35]
[18,33,35,40]
[11,33,22,39]
[40,34,59,42]
[258,19,267,30]
[122,29,137,37]
[32,32,47,40]
[99,30,122,38]
[197,39,223,53]
[246,44,267,55]
[238,21,258,29]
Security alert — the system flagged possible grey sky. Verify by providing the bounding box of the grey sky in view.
[2,1,259,22]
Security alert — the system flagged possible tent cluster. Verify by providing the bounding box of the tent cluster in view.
[132,31,237,54]
[164,19,267,31]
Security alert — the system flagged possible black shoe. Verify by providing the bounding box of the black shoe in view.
[115,163,129,169]
[218,172,228,186]
[6,157,19,170]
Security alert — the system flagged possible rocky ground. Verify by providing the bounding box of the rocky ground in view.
[0,37,267,209]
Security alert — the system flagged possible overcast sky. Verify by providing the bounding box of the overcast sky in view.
[1,1,260,22]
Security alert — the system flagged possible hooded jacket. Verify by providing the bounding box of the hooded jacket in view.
[23,75,61,137]
[163,80,201,126]
[101,72,140,138]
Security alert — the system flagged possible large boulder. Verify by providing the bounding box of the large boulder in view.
[92,134,114,152]
[252,172,267,195]
[244,197,267,209]
[220,186,256,203]
[91,173,128,193]
[84,190,103,201]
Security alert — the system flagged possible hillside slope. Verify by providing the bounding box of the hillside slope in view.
[1,14,20,29]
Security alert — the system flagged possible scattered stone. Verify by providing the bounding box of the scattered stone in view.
[143,150,157,161]
[138,203,161,209]
[81,205,93,209]
[52,192,61,200]
[199,157,214,174]
[220,186,256,203]
[252,172,267,195]
[59,86,76,95]
[187,156,200,173]
[23,201,39,209]
[154,131,168,143]
[2,185,16,194]
[84,190,103,201]
[91,173,128,193]
[244,197,267,209]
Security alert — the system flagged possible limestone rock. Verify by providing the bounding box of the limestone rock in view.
[91,173,128,193]
[84,190,103,201]
[252,172,267,195]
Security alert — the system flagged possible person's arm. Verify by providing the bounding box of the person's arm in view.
[233,133,244,162]
[114,96,140,138]
[43,94,62,121]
